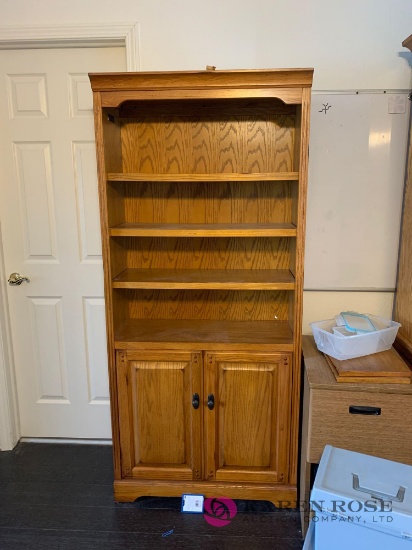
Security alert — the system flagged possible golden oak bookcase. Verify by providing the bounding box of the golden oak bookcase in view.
[89,69,313,505]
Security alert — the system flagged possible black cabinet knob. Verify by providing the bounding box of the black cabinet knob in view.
[192,393,200,409]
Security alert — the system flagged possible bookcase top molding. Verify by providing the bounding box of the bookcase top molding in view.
[89,68,314,95]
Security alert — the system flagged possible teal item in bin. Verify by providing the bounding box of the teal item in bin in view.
[340,311,376,333]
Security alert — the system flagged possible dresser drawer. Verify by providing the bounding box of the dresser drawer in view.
[308,389,412,464]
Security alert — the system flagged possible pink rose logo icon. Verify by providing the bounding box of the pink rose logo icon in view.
[203,497,237,527]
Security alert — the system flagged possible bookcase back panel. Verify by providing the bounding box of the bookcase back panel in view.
[125,289,289,321]
[120,115,296,174]
[119,237,291,271]
[119,181,293,225]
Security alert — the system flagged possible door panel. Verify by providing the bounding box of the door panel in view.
[205,351,292,484]
[117,350,202,481]
[0,47,126,437]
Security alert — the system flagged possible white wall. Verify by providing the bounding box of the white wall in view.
[2,0,412,90]
[2,0,411,332]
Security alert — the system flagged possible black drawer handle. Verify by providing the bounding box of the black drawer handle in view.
[349,405,381,416]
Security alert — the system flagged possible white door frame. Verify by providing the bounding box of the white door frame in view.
[0,22,140,450]
[0,222,20,451]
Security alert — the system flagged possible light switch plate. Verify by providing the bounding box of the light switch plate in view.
[181,493,204,513]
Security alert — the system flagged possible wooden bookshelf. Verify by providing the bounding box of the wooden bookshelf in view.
[90,68,313,505]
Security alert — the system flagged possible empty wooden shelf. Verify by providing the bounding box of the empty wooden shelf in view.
[107,172,299,182]
[90,68,313,505]
[114,318,294,350]
[112,268,296,290]
[110,223,298,237]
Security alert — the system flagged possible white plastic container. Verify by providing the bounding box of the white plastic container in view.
[303,446,412,550]
[332,326,356,338]
[310,314,400,360]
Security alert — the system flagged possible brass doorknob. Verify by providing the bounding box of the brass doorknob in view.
[8,272,30,286]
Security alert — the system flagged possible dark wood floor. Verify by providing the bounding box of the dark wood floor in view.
[0,443,303,549]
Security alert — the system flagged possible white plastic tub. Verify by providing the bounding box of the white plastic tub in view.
[310,314,400,360]
[304,446,412,550]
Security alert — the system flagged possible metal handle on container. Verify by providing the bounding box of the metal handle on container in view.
[352,473,406,502]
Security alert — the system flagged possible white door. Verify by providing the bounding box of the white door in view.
[0,47,126,438]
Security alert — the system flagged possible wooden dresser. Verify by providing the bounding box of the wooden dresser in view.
[301,335,412,535]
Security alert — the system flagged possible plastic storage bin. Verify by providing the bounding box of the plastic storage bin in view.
[303,446,412,550]
[310,314,401,360]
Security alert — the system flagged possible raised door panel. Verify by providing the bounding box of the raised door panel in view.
[116,350,202,481]
[204,351,292,484]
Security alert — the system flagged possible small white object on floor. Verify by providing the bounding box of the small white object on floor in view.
[181,494,204,513]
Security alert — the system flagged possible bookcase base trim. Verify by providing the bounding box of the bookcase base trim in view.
[114,479,297,507]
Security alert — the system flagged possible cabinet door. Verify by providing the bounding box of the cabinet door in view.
[116,350,202,481]
[204,351,292,484]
